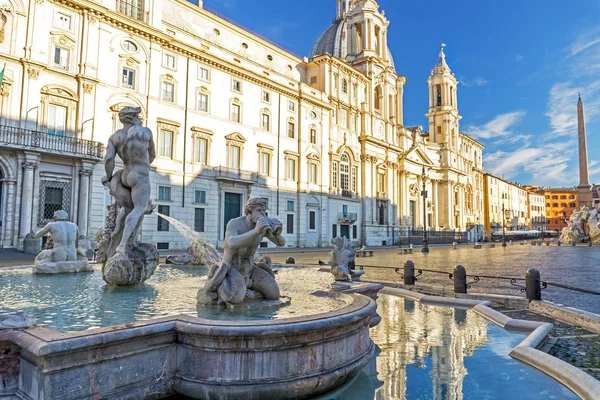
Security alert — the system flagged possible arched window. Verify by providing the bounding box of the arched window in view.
[374,86,382,111]
[340,153,350,192]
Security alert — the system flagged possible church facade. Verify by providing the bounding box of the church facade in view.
[0,0,485,250]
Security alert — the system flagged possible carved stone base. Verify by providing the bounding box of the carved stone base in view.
[32,260,92,274]
[199,296,292,310]
[102,243,159,286]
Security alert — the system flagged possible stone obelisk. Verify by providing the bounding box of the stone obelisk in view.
[577,94,593,207]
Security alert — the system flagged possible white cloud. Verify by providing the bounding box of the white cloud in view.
[484,140,575,185]
[566,32,600,58]
[514,54,524,63]
[465,111,526,139]
[545,81,600,137]
[460,77,489,87]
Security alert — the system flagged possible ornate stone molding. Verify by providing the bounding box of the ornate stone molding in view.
[82,83,94,94]
[79,169,93,176]
[27,68,40,80]
[22,161,38,169]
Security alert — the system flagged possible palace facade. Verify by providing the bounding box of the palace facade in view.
[0,0,485,250]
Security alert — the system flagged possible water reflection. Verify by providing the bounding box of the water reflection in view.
[320,295,578,400]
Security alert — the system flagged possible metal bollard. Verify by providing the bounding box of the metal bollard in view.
[525,269,541,301]
[454,265,467,294]
[404,260,415,285]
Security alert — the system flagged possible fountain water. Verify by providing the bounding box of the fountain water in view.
[155,212,221,267]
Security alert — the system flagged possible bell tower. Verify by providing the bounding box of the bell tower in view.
[335,0,352,19]
[426,44,461,157]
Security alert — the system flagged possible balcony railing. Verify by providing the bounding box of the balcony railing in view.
[117,0,145,22]
[338,212,358,222]
[214,166,258,183]
[0,125,104,159]
[341,190,353,198]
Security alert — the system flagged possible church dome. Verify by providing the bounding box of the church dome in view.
[309,18,395,70]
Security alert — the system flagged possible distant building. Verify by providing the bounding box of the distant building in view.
[538,188,578,232]
[483,174,529,239]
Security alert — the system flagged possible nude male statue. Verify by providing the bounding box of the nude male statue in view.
[198,198,285,305]
[101,107,155,255]
[34,210,80,262]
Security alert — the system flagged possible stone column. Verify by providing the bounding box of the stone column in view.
[19,161,37,241]
[432,179,438,229]
[78,168,93,237]
[1,180,16,247]
[382,30,388,61]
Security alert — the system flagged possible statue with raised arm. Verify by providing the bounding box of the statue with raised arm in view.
[197,198,285,305]
[32,210,92,274]
[95,107,159,285]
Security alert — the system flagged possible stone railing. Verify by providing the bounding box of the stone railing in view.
[0,125,104,159]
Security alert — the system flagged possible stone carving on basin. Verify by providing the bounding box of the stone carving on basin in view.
[328,236,362,281]
[32,210,92,274]
[95,107,159,286]
[197,198,285,306]
[560,205,600,244]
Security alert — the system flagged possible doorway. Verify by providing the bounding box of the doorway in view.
[223,193,242,238]
[340,224,350,240]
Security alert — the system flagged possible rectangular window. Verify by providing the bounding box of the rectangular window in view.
[159,130,173,158]
[122,67,136,89]
[332,161,338,189]
[194,208,205,232]
[163,53,176,69]
[310,76,317,84]
[199,66,210,81]
[261,114,270,131]
[352,225,357,239]
[377,173,385,194]
[353,83,357,99]
[158,186,171,201]
[309,210,316,231]
[194,137,207,164]
[56,12,72,30]
[157,205,170,231]
[341,109,348,128]
[230,104,241,122]
[229,145,240,169]
[351,115,356,131]
[287,122,295,138]
[287,201,295,212]
[351,166,357,193]
[47,104,67,136]
[310,128,317,144]
[288,100,295,112]
[54,47,70,70]
[286,159,296,180]
[287,214,294,234]
[332,224,337,238]
[231,79,242,92]
[194,190,206,204]
[44,187,64,220]
[260,152,270,176]
[308,163,317,184]
[162,82,175,102]
[262,90,271,103]
[197,93,208,112]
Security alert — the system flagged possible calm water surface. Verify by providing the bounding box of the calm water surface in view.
[318,295,578,400]
[0,266,350,331]
[275,245,600,314]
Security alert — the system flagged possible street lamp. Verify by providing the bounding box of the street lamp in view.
[502,203,507,247]
[421,166,429,253]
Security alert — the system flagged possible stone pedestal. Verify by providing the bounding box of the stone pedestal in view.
[22,233,41,255]
[32,260,92,274]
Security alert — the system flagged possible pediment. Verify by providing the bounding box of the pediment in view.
[405,146,434,166]
[119,55,141,66]
[225,132,246,143]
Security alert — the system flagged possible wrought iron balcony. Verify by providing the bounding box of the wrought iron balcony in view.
[338,212,358,222]
[214,166,258,183]
[341,190,354,198]
[0,125,104,159]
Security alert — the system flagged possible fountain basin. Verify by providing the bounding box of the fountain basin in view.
[4,294,375,400]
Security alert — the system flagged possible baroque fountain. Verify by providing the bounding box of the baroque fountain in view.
[560,205,600,244]
[0,108,377,400]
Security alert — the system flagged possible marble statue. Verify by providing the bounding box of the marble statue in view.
[95,107,159,285]
[327,236,360,282]
[560,206,600,244]
[32,210,92,274]
[197,198,284,305]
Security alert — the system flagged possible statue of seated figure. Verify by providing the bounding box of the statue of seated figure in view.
[197,198,285,305]
[33,210,92,274]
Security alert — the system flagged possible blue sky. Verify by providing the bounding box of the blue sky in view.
[203,0,600,188]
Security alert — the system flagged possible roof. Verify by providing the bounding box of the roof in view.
[537,188,578,193]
